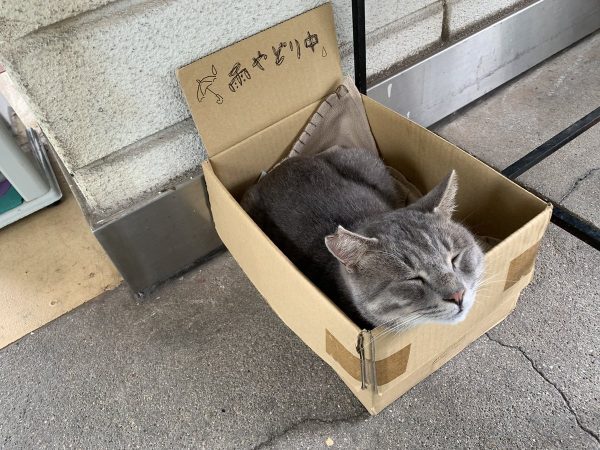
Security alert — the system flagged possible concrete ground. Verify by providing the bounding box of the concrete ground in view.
[1,34,599,450]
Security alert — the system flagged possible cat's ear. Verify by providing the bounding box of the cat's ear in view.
[325,226,378,272]
[408,170,457,218]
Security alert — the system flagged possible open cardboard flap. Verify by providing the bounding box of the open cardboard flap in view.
[177,4,343,156]
[177,3,552,414]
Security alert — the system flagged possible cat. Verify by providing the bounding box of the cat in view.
[241,146,485,330]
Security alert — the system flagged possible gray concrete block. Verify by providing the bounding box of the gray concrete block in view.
[1,0,329,172]
[363,1,443,78]
[0,0,116,42]
[433,32,600,170]
[73,119,205,217]
[447,0,528,36]
[1,0,443,173]
[336,0,438,46]
[339,0,441,77]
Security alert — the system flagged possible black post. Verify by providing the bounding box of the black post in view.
[551,205,600,252]
[352,0,367,94]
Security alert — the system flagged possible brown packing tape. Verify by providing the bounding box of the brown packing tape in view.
[325,330,411,386]
[504,241,541,290]
[325,330,362,381]
[375,343,412,386]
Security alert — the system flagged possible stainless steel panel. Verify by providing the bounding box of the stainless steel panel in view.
[368,0,600,127]
[94,175,222,294]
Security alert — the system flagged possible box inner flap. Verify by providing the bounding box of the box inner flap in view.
[211,95,548,243]
[177,3,342,157]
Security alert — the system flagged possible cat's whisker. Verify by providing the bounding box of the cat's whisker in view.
[372,317,416,339]
[371,323,407,342]
[475,272,506,286]
[371,309,430,342]
[371,313,410,329]
[372,316,423,342]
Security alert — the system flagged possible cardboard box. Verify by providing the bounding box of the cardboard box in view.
[177,4,551,414]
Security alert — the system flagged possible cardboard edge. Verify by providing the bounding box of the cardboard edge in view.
[361,95,550,209]
[210,97,326,171]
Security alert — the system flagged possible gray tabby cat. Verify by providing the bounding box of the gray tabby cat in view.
[241,146,484,330]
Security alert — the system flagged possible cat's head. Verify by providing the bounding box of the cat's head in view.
[325,171,484,330]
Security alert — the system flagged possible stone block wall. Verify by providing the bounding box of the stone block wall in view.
[0,0,528,223]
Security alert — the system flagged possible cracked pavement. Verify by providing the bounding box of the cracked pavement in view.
[485,333,599,445]
[558,168,600,205]
[1,24,600,450]
[1,224,599,449]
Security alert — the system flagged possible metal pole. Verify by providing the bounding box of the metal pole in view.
[502,106,600,179]
[352,0,367,94]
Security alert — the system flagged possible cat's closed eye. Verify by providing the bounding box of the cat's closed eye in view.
[451,251,463,268]
[407,275,425,283]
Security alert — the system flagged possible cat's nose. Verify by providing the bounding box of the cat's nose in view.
[445,289,465,307]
